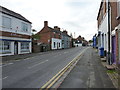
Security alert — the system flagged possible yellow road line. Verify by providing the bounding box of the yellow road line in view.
[40,47,89,89]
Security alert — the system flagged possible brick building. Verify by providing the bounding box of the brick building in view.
[36,21,62,50]
[0,6,32,56]
[74,35,88,46]
[97,0,120,66]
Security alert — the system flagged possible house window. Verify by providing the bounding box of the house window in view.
[54,42,56,48]
[0,41,2,53]
[59,43,60,47]
[117,0,120,17]
[59,34,61,39]
[21,42,29,52]
[0,40,11,54]
[21,22,28,32]
[2,16,11,29]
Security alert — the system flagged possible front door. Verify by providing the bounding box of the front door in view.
[118,32,120,65]
[14,41,18,54]
[112,36,116,64]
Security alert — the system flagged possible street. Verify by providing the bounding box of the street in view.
[2,47,86,88]
[59,48,114,88]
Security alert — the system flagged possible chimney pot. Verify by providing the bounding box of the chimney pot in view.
[44,21,48,27]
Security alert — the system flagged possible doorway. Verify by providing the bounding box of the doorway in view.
[112,36,116,64]
[14,41,18,54]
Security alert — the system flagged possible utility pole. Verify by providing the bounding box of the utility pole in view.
[108,0,111,65]
[74,32,75,38]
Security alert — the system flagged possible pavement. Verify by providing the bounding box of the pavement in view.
[59,48,116,89]
[2,47,86,88]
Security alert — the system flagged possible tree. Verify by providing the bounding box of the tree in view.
[32,29,40,40]
[89,40,93,43]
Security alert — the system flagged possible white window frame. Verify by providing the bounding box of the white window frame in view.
[21,22,28,32]
[21,42,30,52]
[2,16,11,29]
[117,0,120,18]
[54,42,56,48]
[0,40,11,54]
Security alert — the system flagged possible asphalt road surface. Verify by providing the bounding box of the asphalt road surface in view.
[59,48,115,88]
[2,47,86,88]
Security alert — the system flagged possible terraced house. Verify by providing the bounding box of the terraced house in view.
[0,6,32,56]
[97,0,120,67]
[61,30,71,49]
[36,21,62,50]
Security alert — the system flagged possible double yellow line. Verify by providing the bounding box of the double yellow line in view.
[40,48,88,89]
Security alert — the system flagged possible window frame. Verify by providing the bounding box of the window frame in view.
[117,0,120,18]
[2,16,11,29]
[21,42,30,52]
[21,22,28,32]
[0,40,11,54]
[54,42,56,48]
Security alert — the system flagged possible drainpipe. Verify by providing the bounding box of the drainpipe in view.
[108,0,111,65]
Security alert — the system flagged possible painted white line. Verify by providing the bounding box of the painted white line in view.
[3,76,8,80]
[64,52,68,54]
[2,63,13,67]
[15,60,21,62]
[23,58,30,60]
[28,60,48,69]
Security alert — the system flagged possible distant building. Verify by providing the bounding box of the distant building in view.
[36,21,62,50]
[74,35,87,47]
[61,30,71,49]
[0,6,32,56]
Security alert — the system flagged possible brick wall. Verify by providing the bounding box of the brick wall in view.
[37,21,61,47]
[97,1,107,29]
[110,2,119,31]
[37,31,51,44]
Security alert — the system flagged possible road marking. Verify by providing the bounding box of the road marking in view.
[41,47,89,89]
[3,76,8,80]
[2,63,13,67]
[64,52,68,54]
[28,60,48,69]
[15,60,21,62]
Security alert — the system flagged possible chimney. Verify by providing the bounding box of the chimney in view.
[63,30,68,34]
[54,26,60,31]
[44,21,48,27]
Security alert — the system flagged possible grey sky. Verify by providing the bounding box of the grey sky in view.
[1,0,101,40]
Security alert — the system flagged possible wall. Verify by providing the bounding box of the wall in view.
[0,13,31,36]
[51,38,62,50]
[62,34,70,49]
[0,12,32,56]
[98,12,108,51]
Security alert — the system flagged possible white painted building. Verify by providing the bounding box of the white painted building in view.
[97,0,112,54]
[51,38,62,50]
[0,6,32,56]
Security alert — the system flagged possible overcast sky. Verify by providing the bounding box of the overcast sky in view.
[1,0,101,41]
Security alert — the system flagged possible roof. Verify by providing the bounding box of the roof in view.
[97,1,103,20]
[48,27,61,34]
[0,6,32,24]
[62,32,71,38]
